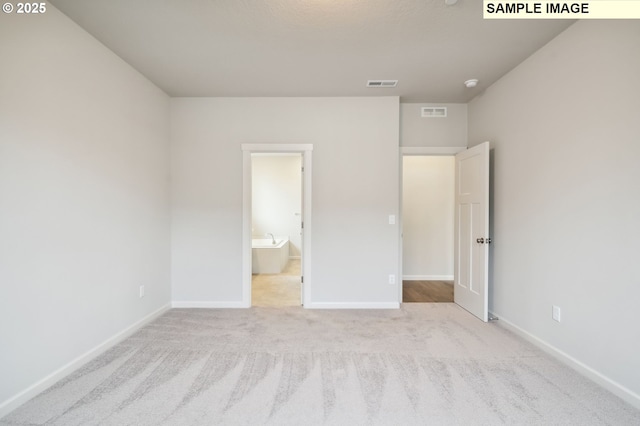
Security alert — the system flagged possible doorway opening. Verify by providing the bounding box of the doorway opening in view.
[241,144,313,308]
[399,144,490,321]
[250,153,302,307]
[400,147,464,304]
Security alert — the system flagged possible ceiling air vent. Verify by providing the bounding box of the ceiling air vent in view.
[366,80,398,88]
[421,107,447,118]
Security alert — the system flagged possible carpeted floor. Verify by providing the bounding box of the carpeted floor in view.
[2,304,639,425]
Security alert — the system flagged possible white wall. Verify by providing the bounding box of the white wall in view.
[468,21,640,403]
[400,103,467,147]
[252,155,302,257]
[171,97,400,307]
[402,156,454,280]
[0,6,171,412]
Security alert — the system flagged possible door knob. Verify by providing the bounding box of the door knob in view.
[476,238,484,244]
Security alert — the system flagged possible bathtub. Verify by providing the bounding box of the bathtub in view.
[252,237,290,274]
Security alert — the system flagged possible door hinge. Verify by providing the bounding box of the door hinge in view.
[301,221,304,229]
[301,276,304,283]
[301,166,304,172]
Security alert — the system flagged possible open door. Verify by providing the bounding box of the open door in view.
[454,142,490,322]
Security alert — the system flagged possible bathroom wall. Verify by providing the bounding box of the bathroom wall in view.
[252,155,302,258]
[402,156,455,279]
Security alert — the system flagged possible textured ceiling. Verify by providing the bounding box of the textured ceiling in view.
[49,0,574,102]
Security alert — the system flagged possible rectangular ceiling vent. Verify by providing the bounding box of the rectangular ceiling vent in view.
[366,80,398,88]
[421,107,447,118]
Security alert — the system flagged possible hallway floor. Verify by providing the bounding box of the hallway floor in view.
[402,280,454,303]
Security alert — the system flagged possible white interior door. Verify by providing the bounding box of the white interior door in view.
[454,142,490,322]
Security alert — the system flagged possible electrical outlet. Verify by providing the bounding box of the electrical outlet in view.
[388,274,396,285]
[552,305,561,322]
[139,285,145,298]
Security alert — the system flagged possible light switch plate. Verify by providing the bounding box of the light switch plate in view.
[552,305,561,322]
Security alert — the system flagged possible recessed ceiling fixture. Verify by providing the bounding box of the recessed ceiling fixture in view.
[445,0,458,5]
[464,79,479,88]
[367,80,398,88]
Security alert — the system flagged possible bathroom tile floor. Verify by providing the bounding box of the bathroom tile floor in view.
[251,259,301,307]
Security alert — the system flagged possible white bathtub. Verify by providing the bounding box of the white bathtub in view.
[252,238,289,274]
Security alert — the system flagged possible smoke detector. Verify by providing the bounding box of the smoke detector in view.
[464,79,479,88]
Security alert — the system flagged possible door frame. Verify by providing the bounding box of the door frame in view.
[242,144,313,307]
[398,146,466,304]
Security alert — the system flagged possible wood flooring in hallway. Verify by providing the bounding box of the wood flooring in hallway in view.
[402,280,454,303]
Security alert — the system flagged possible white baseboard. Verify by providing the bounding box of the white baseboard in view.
[491,311,640,410]
[306,302,400,309]
[172,301,248,308]
[172,301,400,310]
[403,275,454,281]
[0,303,171,419]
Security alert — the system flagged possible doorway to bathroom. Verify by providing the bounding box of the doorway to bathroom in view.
[241,144,313,308]
[251,153,302,307]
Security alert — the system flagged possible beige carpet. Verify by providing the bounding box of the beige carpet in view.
[2,304,639,425]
